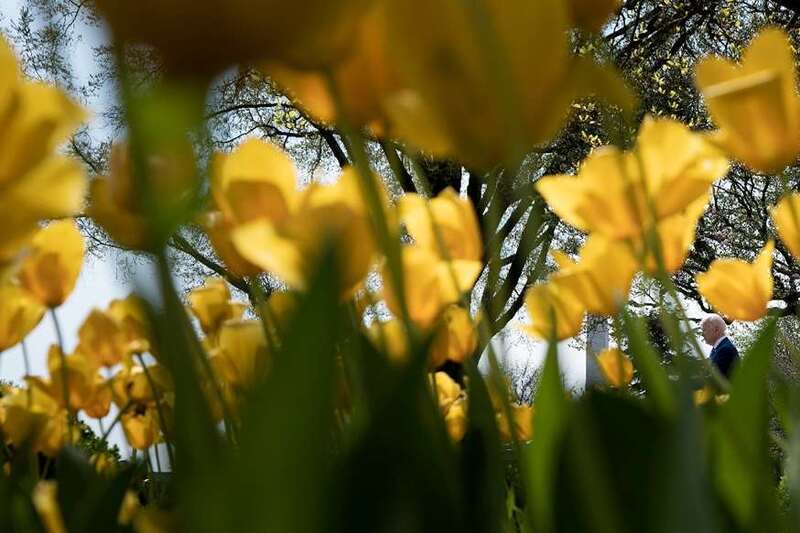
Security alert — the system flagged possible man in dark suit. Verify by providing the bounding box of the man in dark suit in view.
[700,314,740,378]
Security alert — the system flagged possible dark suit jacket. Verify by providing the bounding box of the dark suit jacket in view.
[710,337,739,378]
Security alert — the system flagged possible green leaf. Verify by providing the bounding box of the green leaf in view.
[712,318,779,530]
[56,447,137,533]
[204,250,346,533]
[622,311,677,417]
[460,358,508,533]
[648,384,720,533]
[522,343,569,533]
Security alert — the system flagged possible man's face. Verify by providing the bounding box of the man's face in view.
[702,322,720,346]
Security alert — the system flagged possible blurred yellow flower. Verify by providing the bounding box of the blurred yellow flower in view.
[118,490,141,526]
[568,0,621,32]
[1,385,72,456]
[211,139,298,228]
[213,319,269,391]
[0,282,44,352]
[432,372,468,442]
[90,451,119,477]
[497,404,535,442]
[95,0,371,74]
[107,294,153,354]
[29,346,95,412]
[771,193,800,260]
[696,28,800,174]
[398,187,482,265]
[694,385,731,406]
[383,246,482,330]
[82,374,112,420]
[536,117,728,242]
[121,405,160,450]
[19,221,84,308]
[205,213,262,279]
[0,37,86,268]
[111,363,172,409]
[596,348,634,387]
[644,196,709,274]
[23,346,111,419]
[522,279,585,341]
[549,236,637,316]
[231,167,381,295]
[265,3,398,132]
[444,397,468,442]
[32,481,66,533]
[212,140,382,293]
[696,241,774,321]
[187,277,247,343]
[88,143,195,250]
[429,305,478,368]
[77,309,129,368]
[381,0,631,168]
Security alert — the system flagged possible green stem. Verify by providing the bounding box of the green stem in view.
[21,339,30,376]
[50,308,73,444]
[102,401,132,443]
[135,353,176,467]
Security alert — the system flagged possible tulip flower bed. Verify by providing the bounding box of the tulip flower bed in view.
[0,1,798,532]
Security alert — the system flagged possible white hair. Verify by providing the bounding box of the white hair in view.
[700,314,727,333]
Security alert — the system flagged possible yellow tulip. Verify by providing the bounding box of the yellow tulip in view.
[771,193,800,261]
[398,187,482,264]
[30,347,110,419]
[444,397,468,442]
[213,141,382,293]
[83,374,112,419]
[107,294,153,354]
[696,28,800,174]
[429,305,478,368]
[88,177,148,249]
[90,451,119,477]
[596,348,634,387]
[111,364,172,409]
[693,385,731,407]
[118,490,141,526]
[32,481,66,533]
[231,167,381,295]
[95,0,370,74]
[77,309,129,368]
[19,220,84,308]
[383,246,482,330]
[696,241,774,321]
[381,0,632,168]
[550,235,637,316]
[0,36,86,267]
[121,405,159,450]
[264,3,399,132]
[211,139,298,227]
[497,404,535,442]
[431,371,468,441]
[522,279,585,341]
[568,0,621,32]
[644,196,710,274]
[536,117,728,241]
[186,277,246,340]
[1,385,72,456]
[205,212,262,278]
[432,371,463,412]
[0,283,45,351]
[214,319,269,390]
